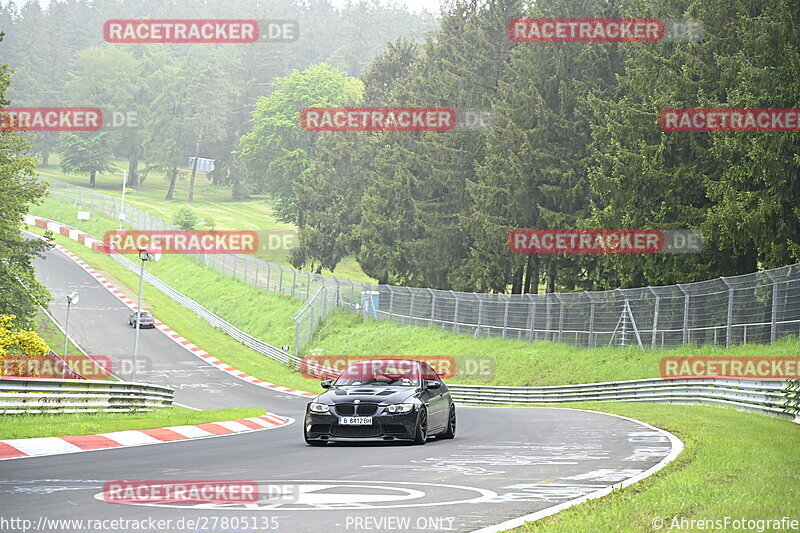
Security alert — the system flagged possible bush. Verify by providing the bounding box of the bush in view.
[173,206,198,230]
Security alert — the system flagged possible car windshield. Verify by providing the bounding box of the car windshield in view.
[137,311,152,317]
[333,360,419,387]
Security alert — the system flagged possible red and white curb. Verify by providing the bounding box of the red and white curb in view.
[24,215,317,399]
[0,413,292,461]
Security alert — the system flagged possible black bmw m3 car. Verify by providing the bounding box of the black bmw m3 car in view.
[304,359,456,445]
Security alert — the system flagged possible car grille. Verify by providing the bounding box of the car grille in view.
[332,425,381,438]
[334,404,379,416]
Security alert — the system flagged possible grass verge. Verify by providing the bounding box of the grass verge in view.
[0,407,265,439]
[307,309,800,386]
[506,403,799,532]
[27,201,800,390]
[34,307,81,356]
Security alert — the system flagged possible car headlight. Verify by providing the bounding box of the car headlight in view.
[309,402,330,413]
[386,403,415,414]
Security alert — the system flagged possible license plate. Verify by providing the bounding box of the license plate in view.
[338,416,373,425]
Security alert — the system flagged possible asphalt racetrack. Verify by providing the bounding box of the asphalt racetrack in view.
[0,242,680,533]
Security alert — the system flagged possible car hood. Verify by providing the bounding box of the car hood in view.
[316,387,416,405]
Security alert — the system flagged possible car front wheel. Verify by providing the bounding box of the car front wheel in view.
[440,405,456,439]
[412,408,428,445]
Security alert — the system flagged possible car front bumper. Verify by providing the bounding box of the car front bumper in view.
[305,409,420,441]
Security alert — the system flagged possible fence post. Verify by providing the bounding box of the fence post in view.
[528,296,536,341]
[279,267,284,295]
[477,296,484,337]
[322,286,328,321]
[380,286,390,321]
[721,277,734,348]
[767,272,779,342]
[292,270,297,297]
[555,293,564,343]
[266,263,271,290]
[409,289,416,327]
[255,263,259,287]
[451,290,458,333]
[295,315,301,356]
[586,292,594,348]
[502,294,510,338]
[306,272,311,300]
[647,287,659,347]
[243,258,248,283]
[677,284,689,344]
[233,255,237,279]
[428,288,435,327]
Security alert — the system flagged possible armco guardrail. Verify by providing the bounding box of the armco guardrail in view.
[448,378,800,421]
[0,377,173,413]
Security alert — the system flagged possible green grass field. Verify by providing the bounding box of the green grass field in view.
[27,200,800,393]
[0,407,265,439]
[37,161,376,283]
[34,307,81,357]
[509,403,800,532]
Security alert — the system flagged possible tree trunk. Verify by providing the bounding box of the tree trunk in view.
[165,166,177,200]
[545,264,557,293]
[89,170,96,187]
[41,150,50,166]
[524,255,539,294]
[127,150,139,187]
[511,264,524,294]
[188,159,198,203]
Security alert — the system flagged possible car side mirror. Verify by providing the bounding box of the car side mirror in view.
[320,379,333,389]
[425,380,441,390]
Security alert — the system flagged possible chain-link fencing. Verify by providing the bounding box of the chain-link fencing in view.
[42,178,800,356]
